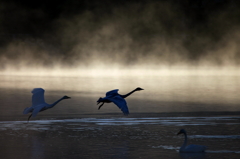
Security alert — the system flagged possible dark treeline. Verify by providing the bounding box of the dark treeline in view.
[0,0,238,37]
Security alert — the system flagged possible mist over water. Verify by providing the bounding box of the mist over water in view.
[0,0,240,73]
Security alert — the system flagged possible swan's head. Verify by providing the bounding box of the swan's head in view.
[135,87,144,91]
[63,96,71,99]
[97,97,103,104]
[177,129,186,135]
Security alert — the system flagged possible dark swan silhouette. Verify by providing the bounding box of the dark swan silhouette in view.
[177,129,207,153]
[23,88,71,121]
[97,87,144,115]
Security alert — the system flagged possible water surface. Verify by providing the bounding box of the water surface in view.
[0,75,240,159]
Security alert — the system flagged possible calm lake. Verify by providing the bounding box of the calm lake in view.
[0,74,240,159]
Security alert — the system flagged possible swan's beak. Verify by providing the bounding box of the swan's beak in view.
[177,132,181,135]
[137,87,144,90]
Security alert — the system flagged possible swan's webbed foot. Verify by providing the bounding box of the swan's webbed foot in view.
[27,114,32,123]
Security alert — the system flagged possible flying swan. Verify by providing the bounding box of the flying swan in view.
[23,88,71,121]
[97,87,144,115]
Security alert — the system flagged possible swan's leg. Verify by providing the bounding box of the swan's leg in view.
[98,102,105,110]
[27,114,32,122]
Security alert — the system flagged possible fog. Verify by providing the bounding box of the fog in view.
[0,0,240,75]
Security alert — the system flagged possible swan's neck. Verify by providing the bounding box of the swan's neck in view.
[120,89,137,98]
[180,132,188,150]
[49,97,65,108]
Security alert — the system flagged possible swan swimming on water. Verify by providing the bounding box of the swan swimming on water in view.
[177,129,207,153]
[23,88,71,121]
[97,87,144,115]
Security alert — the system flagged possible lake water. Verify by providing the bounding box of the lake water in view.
[0,74,240,159]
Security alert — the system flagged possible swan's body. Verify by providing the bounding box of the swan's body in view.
[97,87,144,115]
[177,129,206,153]
[23,88,71,121]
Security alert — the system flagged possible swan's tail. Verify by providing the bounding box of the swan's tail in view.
[23,107,33,114]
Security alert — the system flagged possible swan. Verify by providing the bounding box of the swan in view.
[97,87,144,115]
[177,129,207,153]
[23,88,71,121]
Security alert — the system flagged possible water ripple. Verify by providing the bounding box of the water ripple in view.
[0,116,239,131]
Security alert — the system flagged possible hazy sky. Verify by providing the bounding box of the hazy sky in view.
[0,0,240,70]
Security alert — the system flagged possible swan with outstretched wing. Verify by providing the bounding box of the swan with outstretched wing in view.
[23,88,71,121]
[97,87,144,115]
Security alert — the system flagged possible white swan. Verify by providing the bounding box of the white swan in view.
[23,88,71,121]
[177,129,206,153]
[97,87,144,115]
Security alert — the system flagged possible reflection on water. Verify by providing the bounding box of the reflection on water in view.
[31,136,45,159]
[179,152,206,159]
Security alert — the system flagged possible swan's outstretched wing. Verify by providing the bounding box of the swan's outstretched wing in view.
[106,89,119,97]
[31,88,46,107]
[184,144,207,152]
[107,96,129,115]
[23,107,33,114]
